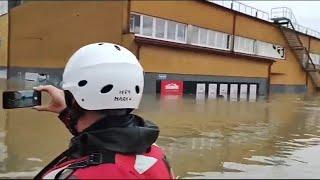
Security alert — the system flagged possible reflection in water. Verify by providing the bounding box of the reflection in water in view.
[1,79,320,178]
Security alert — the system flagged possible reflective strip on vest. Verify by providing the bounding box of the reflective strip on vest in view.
[134,155,158,174]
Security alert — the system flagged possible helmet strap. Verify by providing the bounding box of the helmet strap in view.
[68,103,86,136]
[64,91,86,136]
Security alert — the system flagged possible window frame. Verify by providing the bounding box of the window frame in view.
[141,15,153,37]
[155,18,166,39]
[131,13,187,44]
[130,13,286,60]
[234,36,255,54]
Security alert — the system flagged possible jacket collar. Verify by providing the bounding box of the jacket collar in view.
[69,114,159,157]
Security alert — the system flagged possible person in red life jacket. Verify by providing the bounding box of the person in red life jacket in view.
[32,43,174,179]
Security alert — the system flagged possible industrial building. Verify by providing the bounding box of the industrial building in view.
[1,0,320,100]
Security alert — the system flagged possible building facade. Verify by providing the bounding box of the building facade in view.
[0,13,7,73]
[1,0,320,100]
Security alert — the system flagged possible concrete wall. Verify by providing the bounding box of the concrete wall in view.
[307,75,316,94]
[235,15,286,46]
[0,14,8,68]
[310,37,320,54]
[9,1,127,68]
[270,51,307,85]
[299,34,310,49]
[270,85,306,94]
[139,44,270,78]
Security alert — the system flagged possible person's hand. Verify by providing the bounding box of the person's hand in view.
[32,85,67,114]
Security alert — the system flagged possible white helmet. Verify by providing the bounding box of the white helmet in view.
[62,43,144,110]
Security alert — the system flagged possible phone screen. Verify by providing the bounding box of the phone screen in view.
[2,90,41,109]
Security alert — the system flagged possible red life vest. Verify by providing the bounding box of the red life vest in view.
[42,145,173,179]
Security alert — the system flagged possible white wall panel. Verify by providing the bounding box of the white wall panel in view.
[240,84,248,101]
[230,84,238,101]
[249,84,257,102]
[219,84,228,100]
[196,83,206,100]
[208,84,217,99]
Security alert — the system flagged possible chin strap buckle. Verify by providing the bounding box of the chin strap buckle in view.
[67,153,103,170]
[88,153,103,165]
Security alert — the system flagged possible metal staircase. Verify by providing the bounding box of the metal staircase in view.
[272,17,320,88]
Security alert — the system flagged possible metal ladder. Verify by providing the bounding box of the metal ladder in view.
[273,17,320,89]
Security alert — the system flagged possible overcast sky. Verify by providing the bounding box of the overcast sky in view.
[238,1,320,31]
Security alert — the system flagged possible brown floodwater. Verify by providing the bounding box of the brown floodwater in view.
[1,79,320,178]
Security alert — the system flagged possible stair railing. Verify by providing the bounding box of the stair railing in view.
[279,19,317,70]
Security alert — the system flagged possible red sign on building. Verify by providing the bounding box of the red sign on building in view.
[161,80,184,96]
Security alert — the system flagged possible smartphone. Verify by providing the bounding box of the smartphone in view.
[2,90,41,109]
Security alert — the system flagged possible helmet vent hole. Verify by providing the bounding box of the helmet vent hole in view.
[81,98,84,102]
[78,80,87,87]
[135,86,140,94]
[101,84,113,94]
[114,45,121,51]
[98,43,103,45]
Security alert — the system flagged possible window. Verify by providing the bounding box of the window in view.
[316,54,320,65]
[177,23,186,42]
[131,13,187,43]
[129,13,285,60]
[0,1,8,16]
[216,33,223,48]
[167,21,176,40]
[155,18,165,38]
[226,35,231,49]
[234,36,255,54]
[255,40,285,59]
[208,31,217,47]
[190,26,200,44]
[130,14,141,34]
[142,16,153,36]
[189,26,230,50]
[200,28,208,45]
[310,53,320,65]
